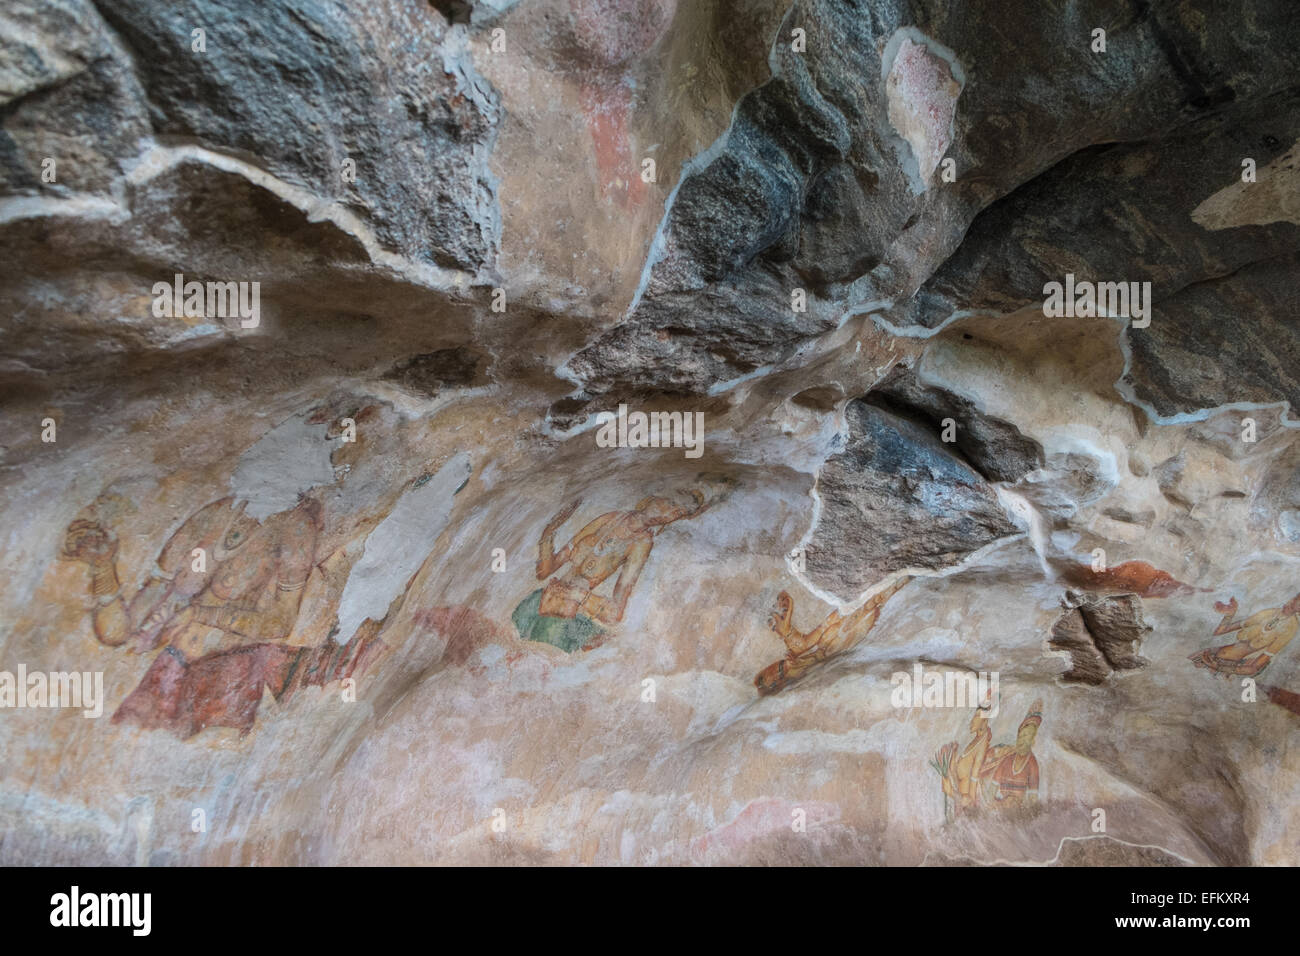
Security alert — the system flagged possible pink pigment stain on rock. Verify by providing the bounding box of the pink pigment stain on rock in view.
[690,797,840,862]
[414,605,510,668]
[570,0,676,69]
[569,0,676,208]
[580,82,645,208]
[885,36,961,186]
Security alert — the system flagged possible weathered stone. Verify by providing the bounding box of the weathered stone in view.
[5,0,1300,873]
[864,364,1044,483]
[90,0,502,272]
[1050,590,1151,685]
[805,400,1020,599]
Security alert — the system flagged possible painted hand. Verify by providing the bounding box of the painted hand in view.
[767,592,793,634]
[133,602,194,654]
[61,519,118,566]
[1214,597,1238,614]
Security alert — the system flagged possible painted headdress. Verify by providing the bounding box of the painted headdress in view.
[1019,699,1044,732]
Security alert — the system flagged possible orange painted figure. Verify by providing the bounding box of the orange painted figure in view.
[63,497,318,658]
[933,699,1043,818]
[936,709,993,818]
[513,486,722,653]
[1189,595,1300,679]
[755,577,909,695]
[979,700,1043,809]
[59,399,403,738]
[62,495,383,739]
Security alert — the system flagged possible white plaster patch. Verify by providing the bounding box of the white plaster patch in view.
[1192,139,1300,230]
[334,452,472,642]
[762,713,925,764]
[850,625,964,665]
[1040,428,1121,489]
[229,413,337,520]
[1277,510,1300,542]
[995,486,1052,577]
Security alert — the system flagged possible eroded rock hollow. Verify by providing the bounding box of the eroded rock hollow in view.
[3,0,1299,866]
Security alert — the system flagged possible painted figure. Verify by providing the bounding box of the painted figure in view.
[59,397,431,738]
[1189,595,1300,679]
[62,492,383,739]
[932,699,1043,818]
[755,577,908,695]
[979,700,1043,809]
[934,709,993,818]
[513,486,720,653]
[63,497,317,658]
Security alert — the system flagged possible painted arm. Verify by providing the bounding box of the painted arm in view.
[845,577,909,629]
[809,578,909,657]
[91,562,132,647]
[192,584,307,643]
[979,745,1012,777]
[768,592,813,655]
[536,500,583,580]
[583,537,651,626]
[784,616,823,657]
[67,499,241,651]
[828,576,910,650]
[1212,597,1243,636]
[62,520,132,647]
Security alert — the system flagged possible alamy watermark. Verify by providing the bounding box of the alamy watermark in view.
[595,403,705,459]
[152,272,260,328]
[891,663,999,716]
[0,665,104,718]
[1042,273,1151,328]
[50,886,150,936]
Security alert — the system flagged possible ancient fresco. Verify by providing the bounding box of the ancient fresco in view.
[61,495,384,739]
[514,481,729,652]
[1190,595,1300,680]
[755,577,908,694]
[932,700,1044,820]
[53,397,468,738]
[6,0,1300,874]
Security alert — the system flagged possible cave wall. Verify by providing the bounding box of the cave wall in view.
[2,0,1298,866]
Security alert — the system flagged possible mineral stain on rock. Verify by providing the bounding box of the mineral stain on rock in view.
[382,347,487,397]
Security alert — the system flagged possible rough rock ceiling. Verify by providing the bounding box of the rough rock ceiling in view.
[2,0,1298,869]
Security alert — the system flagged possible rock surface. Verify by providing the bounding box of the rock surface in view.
[3,0,1300,867]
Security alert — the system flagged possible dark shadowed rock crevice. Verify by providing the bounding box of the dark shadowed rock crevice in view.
[862,364,1045,483]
